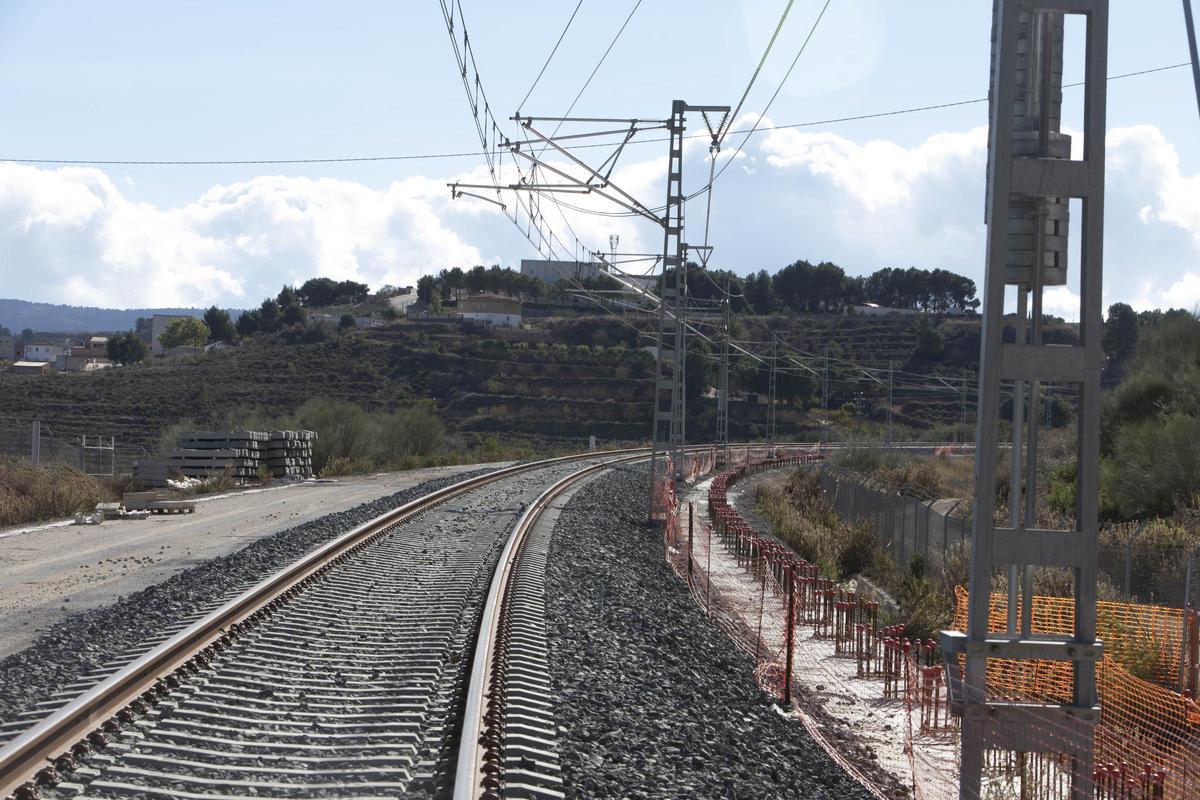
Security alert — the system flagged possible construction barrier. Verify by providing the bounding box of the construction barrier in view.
[661,456,1191,799]
[951,589,1199,800]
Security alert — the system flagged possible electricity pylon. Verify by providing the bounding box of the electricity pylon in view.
[942,3,1109,798]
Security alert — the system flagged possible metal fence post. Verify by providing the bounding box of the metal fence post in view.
[1124,521,1149,598]
[1183,545,1200,690]
[30,420,40,465]
[688,503,694,587]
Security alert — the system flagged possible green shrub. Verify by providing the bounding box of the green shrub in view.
[1106,415,1200,518]
[295,398,376,474]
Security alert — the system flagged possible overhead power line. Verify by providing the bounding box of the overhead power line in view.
[1,62,1188,167]
[516,0,585,115]
[720,0,797,146]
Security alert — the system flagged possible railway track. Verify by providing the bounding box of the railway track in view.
[0,449,653,800]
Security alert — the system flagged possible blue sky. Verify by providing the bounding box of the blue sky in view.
[0,0,1196,314]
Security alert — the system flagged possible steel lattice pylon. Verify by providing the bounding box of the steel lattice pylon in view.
[649,101,688,495]
[942,2,1109,799]
[648,100,729,519]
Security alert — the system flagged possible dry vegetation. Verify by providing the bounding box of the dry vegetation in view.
[755,469,957,641]
[0,456,123,527]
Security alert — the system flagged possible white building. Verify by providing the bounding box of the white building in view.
[520,259,602,287]
[22,343,66,362]
[849,303,919,317]
[458,295,522,328]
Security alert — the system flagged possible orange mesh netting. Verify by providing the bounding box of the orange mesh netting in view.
[953,588,1200,798]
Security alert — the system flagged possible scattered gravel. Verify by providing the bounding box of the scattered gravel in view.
[546,467,876,799]
[0,467,497,728]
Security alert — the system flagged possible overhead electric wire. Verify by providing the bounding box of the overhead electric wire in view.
[516,0,585,115]
[2,62,1188,166]
[699,0,832,197]
[720,0,797,146]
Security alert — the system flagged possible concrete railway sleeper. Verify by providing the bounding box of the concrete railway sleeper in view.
[0,448,662,800]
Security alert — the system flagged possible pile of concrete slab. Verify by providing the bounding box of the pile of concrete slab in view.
[264,430,316,479]
[134,429,318,487]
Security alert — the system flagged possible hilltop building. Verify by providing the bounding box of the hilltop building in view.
[22,343,66,362]
[11,360,53,375]
[520,259,602,287]
[458,294,522,328]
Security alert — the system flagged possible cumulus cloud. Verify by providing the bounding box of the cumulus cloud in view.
[1,121,1198,313]
[0,163,488,308]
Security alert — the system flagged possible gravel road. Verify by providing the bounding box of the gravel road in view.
[0,464,507,660]
[546,467,875,799]
[0,466,503,737]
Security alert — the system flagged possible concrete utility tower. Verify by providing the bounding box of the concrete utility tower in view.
[941,2,1109,799]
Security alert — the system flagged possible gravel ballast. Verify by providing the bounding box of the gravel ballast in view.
[546,467,876,799]
[0,467,496,729]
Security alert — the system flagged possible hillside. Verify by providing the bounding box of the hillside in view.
[0,312,1049,466]
[0,299,210,334]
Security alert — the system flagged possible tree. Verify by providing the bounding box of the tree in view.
[203,306,237,343]
[912,313,944,362]
[134,317,153,341]
[335,280,370,304]
[236,309,262,337]
[259,299,282,332]
[19,328,34,344]
[281,302,308,326]
[277,285,301,310]
[1104,302,1139,365]
[297,277,339,307]
[465,265,488,294]
[106,333,148,365]
[417,275,437,303]
[159,317,210,350]
[0,323,9,337]
[744,270,775,313]
[338,313,357,332]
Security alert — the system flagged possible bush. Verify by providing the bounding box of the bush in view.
[377,403,446,462]
[1106,415,1200,518]
[294,398,376,475]
[0,456,119,527]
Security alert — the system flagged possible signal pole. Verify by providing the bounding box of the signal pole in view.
[821,345,830,453]
[886,360,894,448]
[943,3,1109,798]
[716,284,731,467]
[767,336,778,457]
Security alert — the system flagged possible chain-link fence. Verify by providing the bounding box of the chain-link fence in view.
[818,465,970,579]
[818,464,1200,608]
[0,417,142,475]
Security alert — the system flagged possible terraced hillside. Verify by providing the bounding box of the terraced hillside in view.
[0,313,1067,463]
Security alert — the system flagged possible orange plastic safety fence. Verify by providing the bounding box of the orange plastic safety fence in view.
[952,588,1200,799]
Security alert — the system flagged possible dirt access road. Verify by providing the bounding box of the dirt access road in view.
[0,464,508,659]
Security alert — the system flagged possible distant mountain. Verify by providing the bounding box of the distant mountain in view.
[0,299,215,334]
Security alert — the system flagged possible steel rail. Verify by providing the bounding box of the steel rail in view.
[454,454,645,799]
[0,446,659,799]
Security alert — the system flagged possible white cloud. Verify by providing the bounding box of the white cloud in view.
[0,163,487,308]
[758,123,987,211]
[1042,286,1081,322]
[1,121,1198,314]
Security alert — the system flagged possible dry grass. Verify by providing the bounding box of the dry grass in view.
[755,468,955,641]
[0,455,121,528]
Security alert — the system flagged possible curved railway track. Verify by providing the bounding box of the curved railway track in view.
[0,449,654,800]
